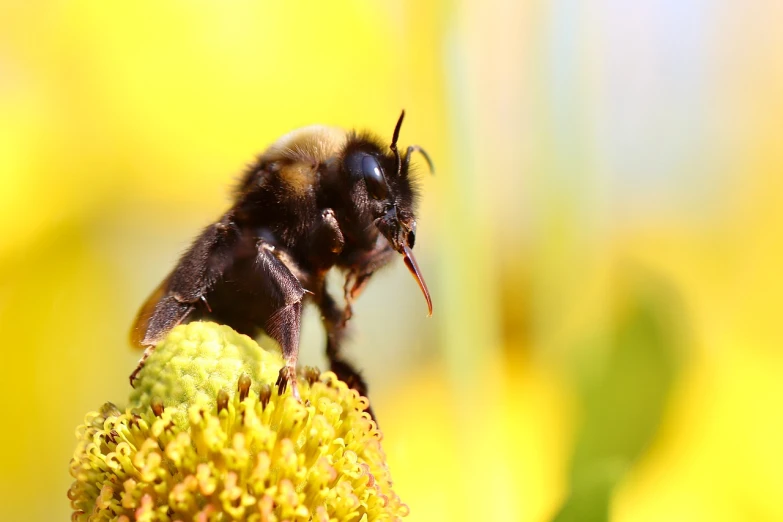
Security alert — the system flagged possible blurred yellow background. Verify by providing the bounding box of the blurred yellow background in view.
[1,1,782,521]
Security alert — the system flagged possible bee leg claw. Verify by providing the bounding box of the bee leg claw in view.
[129,366,142,388]
[276,365,301,402]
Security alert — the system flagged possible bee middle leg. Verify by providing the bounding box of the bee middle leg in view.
[254,241,306,401]
[270,301,303,401]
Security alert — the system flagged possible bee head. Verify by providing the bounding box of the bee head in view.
[342,110,433,315]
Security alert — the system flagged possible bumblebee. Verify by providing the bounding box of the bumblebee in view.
[131,111,433,405]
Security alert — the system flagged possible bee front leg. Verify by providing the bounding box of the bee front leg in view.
[316,287,373,419]
[341,241,396,325]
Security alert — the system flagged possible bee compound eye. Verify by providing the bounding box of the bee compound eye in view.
[360,155,388,200]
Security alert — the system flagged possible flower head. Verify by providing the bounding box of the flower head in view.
[68,322,408,521]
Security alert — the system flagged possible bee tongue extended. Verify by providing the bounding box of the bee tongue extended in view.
[402,245,433,316]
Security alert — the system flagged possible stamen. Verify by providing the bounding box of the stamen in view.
[303,366,321,386]
[217,389,229,414]
[259,384,272,409]
[237,374,251,402]
[151,398,164,417]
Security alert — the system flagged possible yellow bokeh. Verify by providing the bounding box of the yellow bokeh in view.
[1,2,782,521]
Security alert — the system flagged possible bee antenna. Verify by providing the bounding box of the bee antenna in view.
[390,110,405,177]
[404,145,435,175]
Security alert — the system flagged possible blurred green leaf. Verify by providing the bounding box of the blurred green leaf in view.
[553,270,684,522]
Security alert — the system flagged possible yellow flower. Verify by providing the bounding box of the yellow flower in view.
[68,322,408,521]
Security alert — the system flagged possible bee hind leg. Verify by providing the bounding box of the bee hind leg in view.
[129,345,156,387]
